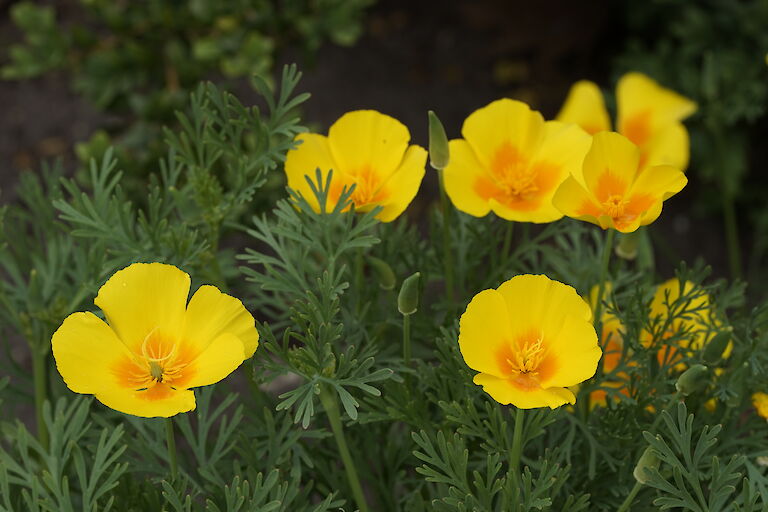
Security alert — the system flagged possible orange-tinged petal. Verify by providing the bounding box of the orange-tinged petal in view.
[284,133,337,212]
[95,386,196,418]
[183,285,259,358]
[373,144,428,222]
[641,122,691,172]
[458,289,514,378]
[94,263,190,353]
[442,139,493,217]
[473,373,575,409]
[551,176,604,227]
[556,80,612,135]
[582,132,640,201]
[175,333,245,389]
[539,315,601,388]
[52,312,133,394]
[327,110,410,178]
[627,164,687,223]
[461,99,545,169]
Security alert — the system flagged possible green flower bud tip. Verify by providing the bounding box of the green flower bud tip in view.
[428,111,450,170]
[398,271,421,316]
[633,446,660,484]
[367,256,396,290]
[701,331,731,365]
[615,231,639,260]
[675,364,709,396]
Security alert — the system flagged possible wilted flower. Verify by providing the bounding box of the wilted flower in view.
[52,263,259,417]
[458,274,601,409]
[442,98,591,223]
[557,72,697,172]
[284,110,427,222]
[552,131,687,233]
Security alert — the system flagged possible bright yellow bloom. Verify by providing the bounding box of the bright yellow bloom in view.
[442,99,591,223]
[557,72,697,172]
[552,131,687,233]
[753,392,768,419]
[52,263,259,418]
[284,110,427,222]
[458,274,601,409]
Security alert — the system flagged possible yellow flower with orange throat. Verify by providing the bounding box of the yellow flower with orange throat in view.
[284,110,427,222]
[552,131,687,233]
[52,263,259,417]
[557,72,697,172]
[458,274,602,409]
[442,98,592,223]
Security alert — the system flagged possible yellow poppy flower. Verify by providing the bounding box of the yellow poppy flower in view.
[557,72,697,172]
[284,110,427,222]
[52,263,259,418]
[442,98,591,223]
[458,274,602,409]
[552,131,687,233]
[753,392,768,420]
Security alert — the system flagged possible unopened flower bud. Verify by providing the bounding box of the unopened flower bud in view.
[675,364,709,396]
[398,272,421,315]
[633,446,660,484]
[615,231,639,260]
[428,111,450,170]
[702,331,731,365]
[367,256,396,291]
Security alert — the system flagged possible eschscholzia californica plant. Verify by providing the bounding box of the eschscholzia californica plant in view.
[442,98,591,223]
[52,263,259,418]
[753,392,768,420]
[284,110,427,222]
[458,274,602,409]
[557,72,697,172]
[552,131,687,233]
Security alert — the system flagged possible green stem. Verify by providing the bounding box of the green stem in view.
[438,169,455,302]
[509,408,525,479]
[593,229,616,334]
[319,385,369,512]
[31,348,48,449]
[500,222,514,274]
[616,481,642,512]
[722,192,742,280]
[165,418,179,481]
[403,313,412,366]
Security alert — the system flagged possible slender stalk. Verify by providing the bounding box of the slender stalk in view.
[165,418,179,481]
[616,481,642,512]
[438,170,455,301]
[31,348,48,448]
[319,385,369,512]
[593,228,616,334]
[509,408,525,479]
[500,222,514,274]
[722,192,742,280]
[402,313,412,366]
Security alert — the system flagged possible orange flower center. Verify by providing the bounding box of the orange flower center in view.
[491,143,539,198]
[496,332,549,391]
[330,165,387,209]
[602,194,628,219]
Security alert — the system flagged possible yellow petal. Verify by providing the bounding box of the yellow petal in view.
[284,133,337,212]
[539,315,601,388]
[582,131,641,201]
[178,333,245,389]
[556,80,612,134]
[461,99,545,169]
[458,289,514,378]
[51,312,133,394]
[628,164,687,226]
[617,72,697,147]
[374,144,428,222]
[442,139,492,217]
[94,263,190,352]
[641,122,691,172]
[95,386,196,418]
[183,285,259,358]
[327,110,410,178]
[552,176,604,228]
[473,373,575,409]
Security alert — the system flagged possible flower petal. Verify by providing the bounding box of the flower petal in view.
[183,285,259,358]
[641,122,691,172]
[552,176,604,228]
[177,333,246,389]
[461,99,545,169]
[94,263,190,353]
[473,373,575,409]
[442,139,492,217]
[95,386,196,418]
[52,312,133,394]
[328,110,410,178]
[617,72,697,134]
[582,132,640,201]
[284,133,337,212]
[556,80,612,135]
[374,144,427,222]
[458,289,514,377]
[628,164,687,218]
[539,315,601,388]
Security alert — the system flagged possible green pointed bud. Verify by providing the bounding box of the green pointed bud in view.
[428,111,450,170]
[367,256,396,290]
[615,231,639,260]
[633,446,660,484]
[675,364,709,396]
[702,331,731,365]
[398,272,421,315]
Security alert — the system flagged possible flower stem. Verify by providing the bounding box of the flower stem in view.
[500,222,514,274]
[509,408,525,479]
[402,313,412,366]
[593,228,616,333]
[438,169,455,302]
[319,385,369,512]
[617,481,642,512]
[31,348,48,449]
[165,418,179,481]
